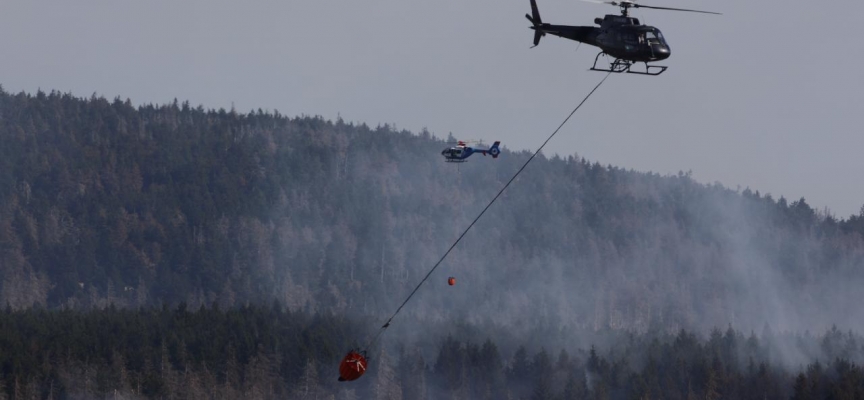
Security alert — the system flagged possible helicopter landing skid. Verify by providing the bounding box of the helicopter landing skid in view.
[590,53,667,76]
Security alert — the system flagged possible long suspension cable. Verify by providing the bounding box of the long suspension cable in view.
[366,71,613,349]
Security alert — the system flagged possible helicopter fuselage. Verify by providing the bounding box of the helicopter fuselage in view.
[441,141,501,163]
[532,15,670,62]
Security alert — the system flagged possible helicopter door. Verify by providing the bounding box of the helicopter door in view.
[621,33,637,52]
[642,32,653,57]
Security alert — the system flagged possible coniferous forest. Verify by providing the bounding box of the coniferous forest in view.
[2,306,864,399]
[2,88,864,398]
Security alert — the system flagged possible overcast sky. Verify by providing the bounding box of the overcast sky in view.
[2,0,862,216]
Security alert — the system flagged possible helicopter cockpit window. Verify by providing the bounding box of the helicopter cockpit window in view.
[645,31,660,45]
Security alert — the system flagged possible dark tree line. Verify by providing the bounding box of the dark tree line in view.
[1,305,864,399]
[0,303,360,399]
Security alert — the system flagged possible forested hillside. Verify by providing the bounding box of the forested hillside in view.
[2,87,864,337]
[2,305,864,399]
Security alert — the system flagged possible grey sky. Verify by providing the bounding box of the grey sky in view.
[2,0,862,216]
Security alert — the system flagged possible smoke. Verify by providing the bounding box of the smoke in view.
[585,370,597,392]
[241,119,864,361]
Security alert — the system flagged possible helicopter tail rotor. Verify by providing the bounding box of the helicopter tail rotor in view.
[526,0,546,47]
[489,141,501,158]
[532,28,544,48]
[528,0,542,25]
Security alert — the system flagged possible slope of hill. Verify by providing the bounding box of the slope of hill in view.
[2,88,863,335]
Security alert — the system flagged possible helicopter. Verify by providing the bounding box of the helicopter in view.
[441,141,501,163]
[526,0,719,75]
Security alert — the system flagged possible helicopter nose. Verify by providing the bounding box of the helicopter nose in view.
[655,46,671,60]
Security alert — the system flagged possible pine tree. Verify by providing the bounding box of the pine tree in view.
[110,350,132,395]
[434,335,465,394]
[222,344,242,398]
[530,374,555,400]
[159,341,179,399]
[23,377,38,400]
[791,373,813,400]
[294,358,321,400]
[245,345,282,399]
[507,345,531,398]
[478,339,504,400]
[508,345,530,381]
[399,347,427,400]
[531,348,553,383]
[561,374,588,400]
[556,349,571,371]
[592,381,610,400]
[372,349,402,400]
[704,368,721,400]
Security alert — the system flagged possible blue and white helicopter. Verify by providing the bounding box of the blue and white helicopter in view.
[441,140,501,163]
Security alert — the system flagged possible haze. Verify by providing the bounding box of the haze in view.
[1,0,861,216]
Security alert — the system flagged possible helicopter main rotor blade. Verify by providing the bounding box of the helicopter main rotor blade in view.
[577,0,721,15]
[631,3,721,14]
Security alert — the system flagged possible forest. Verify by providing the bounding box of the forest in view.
[1,305,863,399]
[2,87,864,398]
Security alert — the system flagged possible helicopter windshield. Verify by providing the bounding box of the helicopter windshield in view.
[645,31,660,45]
[646,29,667,46]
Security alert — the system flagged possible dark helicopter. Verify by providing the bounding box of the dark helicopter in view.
[441,141,501,163]
[526,0,719,75]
